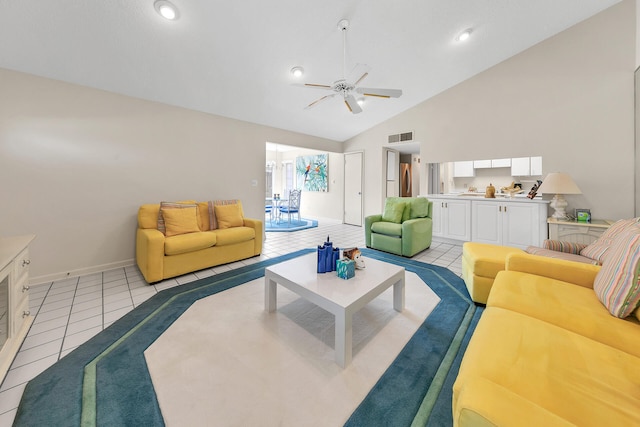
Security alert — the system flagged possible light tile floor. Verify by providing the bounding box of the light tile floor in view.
[0,220,463,426]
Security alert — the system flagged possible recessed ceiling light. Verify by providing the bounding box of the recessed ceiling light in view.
[456,28,472,42]
[290,66,304,78]
[154,0,179,20]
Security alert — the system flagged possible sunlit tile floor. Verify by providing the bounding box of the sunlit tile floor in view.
[0,220,463,425]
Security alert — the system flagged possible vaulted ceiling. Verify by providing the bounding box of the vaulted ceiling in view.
[0,1,621,141]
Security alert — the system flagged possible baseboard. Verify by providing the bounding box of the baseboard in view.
[30,258,136,286]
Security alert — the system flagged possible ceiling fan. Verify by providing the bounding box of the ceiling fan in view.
[302,19,402,114]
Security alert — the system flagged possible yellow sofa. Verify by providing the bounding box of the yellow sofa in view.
[136,200,263,283]
[453,253,640,426]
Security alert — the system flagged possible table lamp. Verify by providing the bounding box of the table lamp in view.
[537,172,582,219]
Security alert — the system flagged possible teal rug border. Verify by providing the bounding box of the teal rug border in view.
[265,218,318,232]
[14,248,481,427]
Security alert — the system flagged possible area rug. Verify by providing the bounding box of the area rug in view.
[14,248,482,427]
[265,217,318,232]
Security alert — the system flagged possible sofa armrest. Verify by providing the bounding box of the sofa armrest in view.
[243,218,263,255]
[505,252,600,289]
[542,239,589,254]
[365,215,383,247]
[136,228,165,283]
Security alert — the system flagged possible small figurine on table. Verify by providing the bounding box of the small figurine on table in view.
[343,247,365,269]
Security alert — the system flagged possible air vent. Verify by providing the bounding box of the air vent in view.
[388,131,414,144]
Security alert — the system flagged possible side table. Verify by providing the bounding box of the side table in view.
[547,218,614,244]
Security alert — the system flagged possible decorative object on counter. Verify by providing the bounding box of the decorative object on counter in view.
[500,181,523,198]
[467,186,477,193]
[343,247,366,269]
[317,236,339,273]
[536,173,582,218]
[526,179,543,200]
[575,208,591,222]
[336,258,355,279]
[484,183,496,198]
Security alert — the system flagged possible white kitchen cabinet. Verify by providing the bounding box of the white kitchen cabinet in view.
[453,161,475,177]
[473,160,492,169]
[430,198,471,241]
[491,158,511,168]
[511,157,530,176]
[471,200,547,249]
[530,156,543,176]
[511,157,543,176]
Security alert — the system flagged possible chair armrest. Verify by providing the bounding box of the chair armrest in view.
[506,252,600,289]
[542,239,589,254]
[136,228,166,283]
[243,218,263,255]
[401,217,432,234]
[364,215,383,247]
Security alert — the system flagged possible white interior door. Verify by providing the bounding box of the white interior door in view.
[344,152,363,226]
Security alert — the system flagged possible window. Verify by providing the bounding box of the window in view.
[283,161,294,195]
[265,162,275,198]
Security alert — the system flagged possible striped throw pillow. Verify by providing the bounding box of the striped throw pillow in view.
[580,218,640,264]
[593,226,640,318]
[158,201,197,235]
[542,239,588,255]
[207,200,243,230]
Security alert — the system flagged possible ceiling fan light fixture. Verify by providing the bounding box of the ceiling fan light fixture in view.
[154,0,179,20]
[290,66,304,78]
[456,28,472,42]
[357,98,365,107]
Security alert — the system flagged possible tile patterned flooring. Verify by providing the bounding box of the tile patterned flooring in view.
[0,221,463,426]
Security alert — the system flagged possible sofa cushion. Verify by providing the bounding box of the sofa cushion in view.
[489,271,640,358]
[455,307,640,426]
[162,206,201,237]
[382,199,405,223]
[212,226,255,246]
[208,200,243,230]
[593,227,640,318]
[157,201,197,234]
[371,221,402,237]
[580,217,640,264]
[215,203,244,229]
[525,246,598,265]
[164,231,217,256]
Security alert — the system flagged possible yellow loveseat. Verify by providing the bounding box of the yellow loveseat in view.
[136,200,262,283]
[453,253,640,426]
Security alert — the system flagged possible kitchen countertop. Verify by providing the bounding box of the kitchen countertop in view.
[422,194,549,204]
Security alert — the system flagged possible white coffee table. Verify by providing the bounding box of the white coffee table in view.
[264,252,405,367]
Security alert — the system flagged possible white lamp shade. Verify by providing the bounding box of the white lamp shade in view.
[538,172,582,195]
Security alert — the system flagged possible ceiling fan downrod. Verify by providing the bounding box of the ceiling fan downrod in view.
[338,19,349,81]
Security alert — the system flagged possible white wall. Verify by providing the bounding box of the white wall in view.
[345,0,635,221]
[0,69,342,282]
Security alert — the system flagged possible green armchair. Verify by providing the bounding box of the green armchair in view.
[365,197,433,257]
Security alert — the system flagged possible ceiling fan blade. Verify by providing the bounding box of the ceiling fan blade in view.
[305,94,336,109]
[346,63,371,85]
[356,87,403,98]
[304,83,332,90]
[344,94,362,114]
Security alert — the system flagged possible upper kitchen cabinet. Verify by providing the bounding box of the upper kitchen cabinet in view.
[473,160,492,169]
[453,161,475,177]
[511,156,542,176]
[491,158,511,168]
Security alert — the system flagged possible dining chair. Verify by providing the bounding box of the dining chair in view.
[279,189,301,223]
[265,200,273,224]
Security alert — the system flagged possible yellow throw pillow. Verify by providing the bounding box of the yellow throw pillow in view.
[161,206,200,237]
[214,203,244,229]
